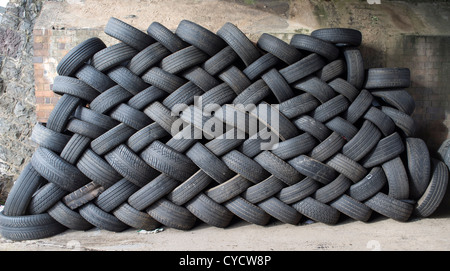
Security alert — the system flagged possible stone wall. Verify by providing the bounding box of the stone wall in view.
[0,0,42,202]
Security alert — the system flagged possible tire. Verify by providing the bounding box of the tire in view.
[278,93,319,119]
[91,42,138,72]
[79,203,128,232]
[2,163,45,216]
[406,137,431,199]
[146,199,197,230]
[128,174,179,211]
[222,150,270,184]
[89,85,133,114]
[90,123,136,156]
[242,52,280,81]
[127,42,171,76]
[363,106,396,136]
[47,201,93,231]
[327,78,359,102]
[311,94,349,123]
[32,147,90,192]
[293,115,331,142]
[46,94,81,133]
[292,197,340,225]
[293,76,335,104]
[127,122,168,153]
[343,89,373,124]
[360,132,405,168]
[257,33,302,65]
[112,203,160,230]
[66,118,107,139]
[288,155,338,185]
[105,144,160,187]
[167,169,213,205]
[27,183,67,214]
[364,192,413,222]
[364,68,411,89]
[202,46,238,76]
[206,175,253,204]
[415,159,449,217]
[325,116,358,141]
[56,37,106,76]
[258,197,302,225]
[75,64,116,93]
[343,47,364,90]
[62,181,104,210]
[104,17,155,51]
[313,174,352,204]
[311,28,362,46]
[348,167,387,202]
[342,120,381,161]
[217,22,260,66]
[185,193,234,228]
[316,59,346,82]
[147,22,188,53]
[109,103,153,131]
[326,153,367,183]
[382,157,410,200]
[182,66,220,92]
[0,211,66,241]
[127,86,167,111]
[141,67,187,93]
[309,132,345,162]
[261,68,295,103]
[224,196,271,226]
[241,175,285,204]
[372,90,415,116]
[290,34,339,61]
[254,151,302,185]
[279,53,326,84]
[94,178,139,213]
[141,140,198,182]
[381,106,416,137]
[160,45,209,74]
[175,20,226,56]
[270,132,316,160]
[278,177,320,205]
[52,76,99,102]
[107,66,150,95]
[218,65,252,95]
[330,194,372,222]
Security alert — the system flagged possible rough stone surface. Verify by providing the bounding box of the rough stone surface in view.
[0,0,42,203]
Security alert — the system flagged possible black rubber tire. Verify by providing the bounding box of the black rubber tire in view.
[258,197,302,225]
[112,203,160,231]
[254,151,303,185]
[146,199,197,230]
[242,175,285,204]
[127,42,171,76]
[316,59,346,82]
[278,93,319,119]
[90,123,136,156]
[343,89,373,124]
[47,201,93,231]
[147,22,188,53]
[372,90,415,116]
[75,64,116,93]
[261,68,295,103]
[326,153,367,183]
[311,28,362,46]
[202,46,238,76]
[206,175,252,204]
[78,203,128,232]
[76,148,122,189]
[217,22,260,66]
[257,33,302,65]
[327,77,359,102]
[381,157,410,200]
[104,17,155,51]
[309,132,345,162]
[343,47,364,90]
[94,178,139,213]
[293,76,336,104]
[175,20,226,56]
[364,68,411,89]
[241,52,280,81]
[363,106,396,136]
[406,137,431,199]
[160,45,209,74]
[288,155,338,185]
[279,53,326,84]
[218,65,252,95]
[0,211,66,241]
[105,144,160,187]
[167,169,213,205]
[162,81,204,111]
[313,174,352,204]
[2,163,45,216]
[330,194,372,222]
[66,118,107,139]
[364,192,413,222]
[56,37,106,76]
[30,123,71,154]
[182,66,220,92]
[128,174,179,211]
[278,177,320,205]
[109,103,153,131]
[270,133,316,160]
[342,120,381,161]
[360,132,405,168]
[127,122,168,153]
[75,106,119,131]
[415,159,449,217]
[62,181,104,210]
[290,34,339,61]
[292,197,340,225]
[46,94,81,133]
[381,106,416,137]
[348,167,387,202]
[31,147,90,192]
[185,193,234,228]
[140,140,198,182]
[141,67,187,93]
[311,95,349,123]
[27,183,67,214]
[294,115,331,142]
[222,150,270,184]
[52,76,99,102]
[107,66,150,95]
[91,42,138,72]
[127,86,167,111]
[224,196,271,226]
[89,85,133,114]
[325,116,358,141]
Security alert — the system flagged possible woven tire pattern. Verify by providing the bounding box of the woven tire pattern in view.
[1,18,449,240]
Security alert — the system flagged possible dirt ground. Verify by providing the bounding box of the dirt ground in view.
[1,0,450,251]
[1,211,449,251]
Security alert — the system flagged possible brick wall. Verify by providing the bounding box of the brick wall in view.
[386,35,450,153]
[32,29,450,153]
[32,27,113,122]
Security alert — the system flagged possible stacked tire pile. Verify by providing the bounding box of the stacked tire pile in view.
[1,18,448,241]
